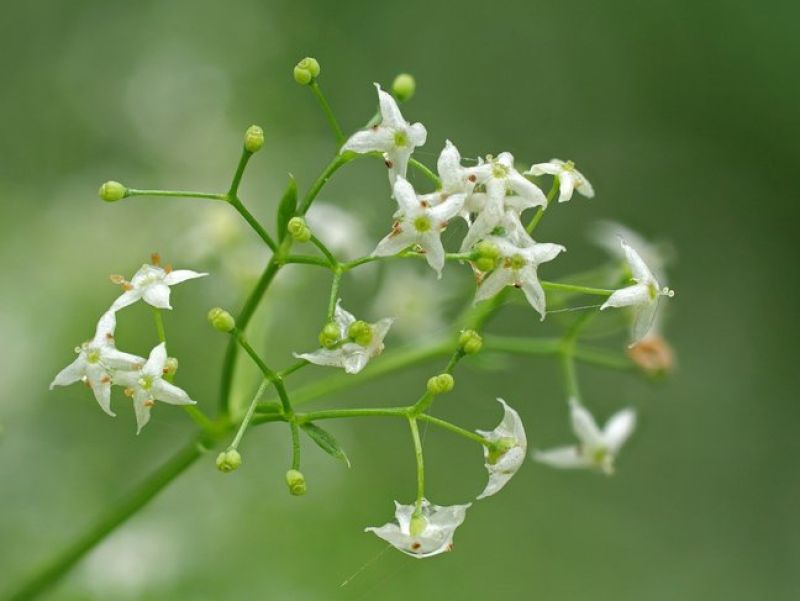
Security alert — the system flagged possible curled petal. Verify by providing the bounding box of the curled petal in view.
[418,231,445,278]
[372,228,417,258]
[375,83,405,129]
[92,311,117,345]
[558,172,576,203]
[519,268,547,320]
[621,239,656,284]
[110,289,142,312]
[142,283,172,310]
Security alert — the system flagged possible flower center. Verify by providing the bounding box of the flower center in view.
[487,437,516,465]
[413,215,432,233]
[647,282,659,300]
[508,254,526,270]
[393,131,408,147]
[491,163,508,179]
[86,349,101,364]
[591,447,608,465]
[562,160,575,172]
[138,375,154,391]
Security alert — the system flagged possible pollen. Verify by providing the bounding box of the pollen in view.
[109,274,126,285]
[150,252,161,266]
[164,263,173,274]
[100,376,111,384]
[124,388,134,397]
[143,399,155,408]
[411,542,422,551]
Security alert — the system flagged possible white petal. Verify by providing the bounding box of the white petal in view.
[333,300,356,333]
[86,364,115,416]
[569,399,604,447]
[153,380,195,406]
[459,203,502,252]
[92,310,117,346]
[527,242,566,265]
[407,122,427,147]
[372,229,417,258]
[143,343,168,378]
[101,348,145,371]
[507,171,547,207]
[603,409,636,453]
[387,147,413,185]
[293,349,345,369]
[163,269,208,285]
[341,127,394,154]
[132,392,152,435]
[110,289,142,311]
[574,169,595,198]
[477,447,525,499]
[526,162,561,177]
[519,267,547,320]
[418,231,445,278]
[392,177,419,213]
[557,172,575,202]
[370,318,394,346]
[142,283,172,309]
[50,356,86,389]
[437,140,463,191]
[620,239,655,284]
[533,446,591,469]
[601,284,650,310]
[474,269,515,304]
[375,83,406,129]
[631,299,659,344]
[342,350,370,374]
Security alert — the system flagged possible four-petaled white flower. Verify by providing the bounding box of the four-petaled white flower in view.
[372,177,465,278]
[341,83,427,188]
[365,499,471,558]
[474,235,566,320]
[437,140,483,196]
[526,159,594,203]
[112,342,196,434]
[294,300,393,374]
[601,238,674,344]
[533,398,636,475]
[50,311,144,416]
[110,263,207,311]
[459,152,547,252]
[476,398,527,499]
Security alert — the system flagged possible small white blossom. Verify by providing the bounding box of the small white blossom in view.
[474,236,566,320]
[294,300,393,374]
[526,159,594,203]
[341,83,427,188]
[365,499,470,558]
[601,238,674,344]
[372,177,465,278]
[534,399,636,475]
[459,152,547,252]
[113,342,196,434]
[110,259,207,311]
[437,140,483,196]
[476,398,527,499]
[50,311,144,416]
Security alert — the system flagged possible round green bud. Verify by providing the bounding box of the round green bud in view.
[164,357,179,377]
[216,449,242,473]
[475,240,501,260]
[318,322,341,349]
[347,320,373,346]
[98,180,127,202]
[244,125,265,153]
[474,257,497,272]
[391,73,416,102]
[285,469,307,496]
[293,57,320,85]
[208,307,236,333]
[287,216,311,243]
[426,373,455,395]
[459,329,483,355]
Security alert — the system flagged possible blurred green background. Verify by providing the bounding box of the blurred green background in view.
[2,0,798,599]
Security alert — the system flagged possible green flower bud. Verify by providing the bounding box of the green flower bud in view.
[391,73,416,102]
[208,307,236,333]
[164,357,179,377]
[293,57,321,85]
[216,449,242,473]
[318,322,341,349]
[426,373,455,395]
[285,469,307,496]
[244,125,265,153]
[409,513,427,536]
[98,180,127,202]
[287,216,311,243]
[347,320,373,346]
[459,329,483,355]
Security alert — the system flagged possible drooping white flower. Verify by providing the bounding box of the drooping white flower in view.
[601,238,674,344]
[372,177,465,278]
[294,300,393,375]
[533,399,636,475]
[459,152,547,252]
[341,83,427,187]
[526,159,594,203]
[476,398,527,499]
[365,499,470,558]
[112,342,196,433]
[474,235,566,320]
[50,311,144,416]
[110,257,207,311]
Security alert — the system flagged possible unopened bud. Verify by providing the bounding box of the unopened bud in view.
[208,307,235,333]
[216,449,242,473]
[98,181,127,202]
[287,216,311,243]
[474,241,500,272]
[244,125,265,153]
[318,322,341,349]
[164,357,179,377]
[627,335,674,376]
[391,73,416,102]
[285,469,307,496]
[426,373,454,395]
[293,57,321,85]
[347,320,373,346]
[459,329,483,354]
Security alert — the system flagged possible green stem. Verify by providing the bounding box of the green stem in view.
[309,80,345,145]
[560,350,581,400]
[327,268,343,321]
[296,407,409,422]
[408,417,425,508]
[228,147,253,198]
[341,250,473,272]
[234,331,293,415]
[526,177,559,235]
[481,335,633,370]
[126,189,227,201]
[298,153,355,215]
[229,380,270,450]
[541,281,614,297]
[409,158,441,189]
[283,254,332,268]
[417,413,492,447]
[151,307,167,344]
[290,422,302,470]
[309,234,338,267]
[228,196,277,252]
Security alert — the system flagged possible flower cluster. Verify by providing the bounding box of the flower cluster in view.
[50,255,205,433]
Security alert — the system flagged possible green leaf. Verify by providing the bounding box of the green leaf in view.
[300,422,351,467]
[276,175,298,241]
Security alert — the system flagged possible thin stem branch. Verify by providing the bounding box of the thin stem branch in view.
[234,330,293,415]
[228,147,253,198]
[408,417,425,508]
[283,254,332,268]
[290,422,301,470]
[228,196,277,252]
[526,177,559,235]
[541,281,614,297]
[126,189,227,201]
[309,234,338,267]
[327,268,343,321]
[229,380,270,450]
[296,407,409,422]
[309,81,345,145]
[298,153,355,214]
[409,158,441,188]
[417,413,493,447]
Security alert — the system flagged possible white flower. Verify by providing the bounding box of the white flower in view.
[476,398,527,499]
[533,399,636,475]
[50,311,144,416]
[372,177,465,278]
[437,140,483,196]
[474,236,566,320]
[526,159,594,203]
[293,300,393,374]
[113,342,196,434]
[365,499,470,558]
[600,238,674,344]
[341,83,427,188]
[459,152,547,252]
[110,259,207,311]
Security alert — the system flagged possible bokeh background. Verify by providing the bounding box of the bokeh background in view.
[2,1,798,599]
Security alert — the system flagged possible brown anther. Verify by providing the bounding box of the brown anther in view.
[411,542,422,551]
[420,200,430,208]
[627,335,674,375]
[124,388,135,397]
[109,274,126,285]
[100,376,111,384]
[384,159,394,169]
[164,263,173,274]
[105,333,114,341]
[371,124,379,131]
[150,252,161,266]
[389,221,403,238]
[82,379,91,389]
[122,283,134,291]
[143,399,155,408]
[447,543,454,551]
[467,174,477,183]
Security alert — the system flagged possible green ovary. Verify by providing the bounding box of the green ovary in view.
[413,215,432,233]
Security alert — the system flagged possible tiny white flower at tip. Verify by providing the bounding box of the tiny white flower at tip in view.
[372,177,465,278]
[50,310,145,417]
[600,238,675,345]
[437,140,485,197]
[110,261,207,312]
[533,398,636,475]
[293,300,393,375]
[365,498,471,558]
[474,235,566,320]
[526,159,595,203]
[341,83,427,189]
[475,398,527,500]
[112,342,196,434]
[459,152,547,252]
